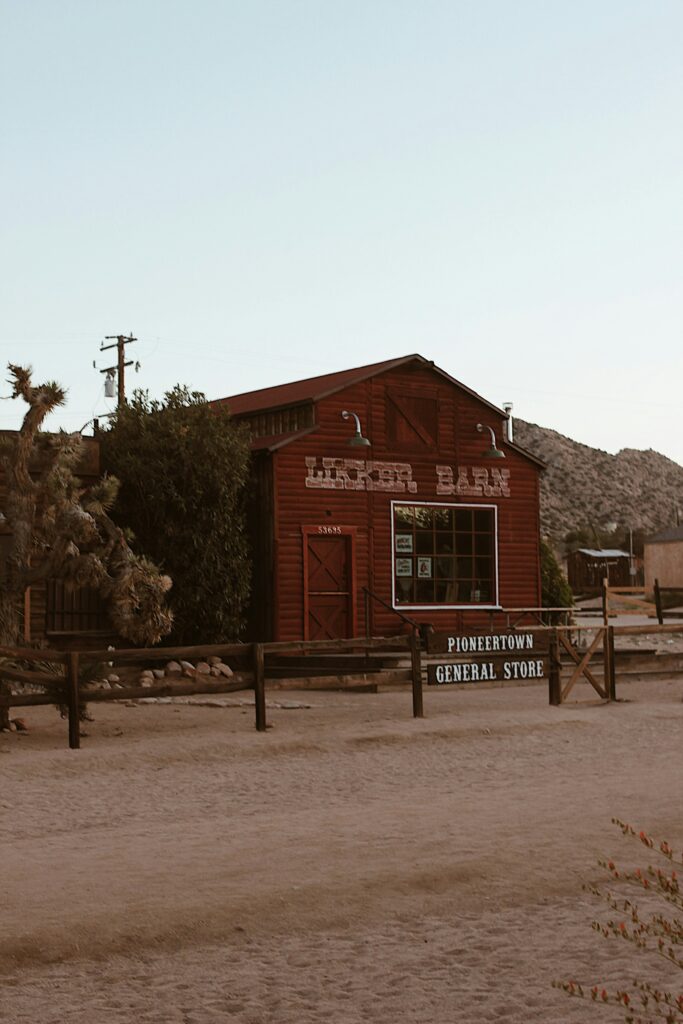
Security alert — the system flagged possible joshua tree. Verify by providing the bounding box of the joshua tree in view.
[0,364,173,724]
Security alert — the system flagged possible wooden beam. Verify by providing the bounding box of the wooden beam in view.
[0,665,64,687]
[612,623,683,636]
[559,630,607,701]
[0,676,254,708]
[78,642,249,664]
[82,676,252,703]
[0,644,67,661]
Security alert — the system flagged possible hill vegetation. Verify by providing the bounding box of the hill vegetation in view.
[514,419,683,549]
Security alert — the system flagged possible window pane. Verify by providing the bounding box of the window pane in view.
[435,556,455,580]
[416,580,434,602]
[394,505,414,525]
[414,507,433,530]
[474,510,492,532]
[434,532,454,554]
[454,510,472,532]
[456,557,473,578]
[433,508,452,530]
[475,557,492,578]
[395,578,414,603]
[475,533,492,555]
[415,532,433,555]
[455,533,473,555]
[435,580,456,602]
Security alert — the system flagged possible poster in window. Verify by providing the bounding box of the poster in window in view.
[417,557,432,579]
[395,558,413,577]
[395,533,413,553]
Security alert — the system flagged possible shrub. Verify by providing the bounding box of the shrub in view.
[100,386,251,644]
[554,819,682,1022]
[541,539,573,608]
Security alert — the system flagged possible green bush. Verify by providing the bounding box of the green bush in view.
[541,539,573,608]
[100,386,251,644]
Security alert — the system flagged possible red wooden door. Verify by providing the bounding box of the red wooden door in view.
[305,533,355,640]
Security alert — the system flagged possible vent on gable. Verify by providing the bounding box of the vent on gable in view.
[386,391,439,450]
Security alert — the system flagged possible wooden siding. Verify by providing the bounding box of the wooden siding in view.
[266,364,541,641]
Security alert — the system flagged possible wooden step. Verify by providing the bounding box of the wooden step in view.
[268,668,412,691]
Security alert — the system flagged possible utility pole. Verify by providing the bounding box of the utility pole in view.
[99,334,137,407]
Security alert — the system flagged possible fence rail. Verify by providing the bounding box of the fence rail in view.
[2,621,682,748]
[0,635,415,749]
[602,577,683,625]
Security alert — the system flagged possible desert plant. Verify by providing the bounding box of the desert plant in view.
[554,819,683,1022]
[0,363,173,648]
[0,363,173,728]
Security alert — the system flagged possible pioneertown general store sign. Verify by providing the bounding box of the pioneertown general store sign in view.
[304,457,511,497]
[426,630,550,685]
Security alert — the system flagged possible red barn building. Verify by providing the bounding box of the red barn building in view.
[215,355,544,641]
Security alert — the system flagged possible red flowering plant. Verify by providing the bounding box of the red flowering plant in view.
[554,819,683,1023]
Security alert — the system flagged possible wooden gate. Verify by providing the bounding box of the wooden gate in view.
[303,528,357,640]
[548,626,616,704]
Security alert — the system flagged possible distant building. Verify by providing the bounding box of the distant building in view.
[566,548,631,593]
[644,525,683,590]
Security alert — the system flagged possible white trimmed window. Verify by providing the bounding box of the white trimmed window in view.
[392,502,498,607]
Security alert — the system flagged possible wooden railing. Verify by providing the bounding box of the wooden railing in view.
[499,606,574,628]
[4,622,683,747]
[0,635,418,749]
[601,579,656,623]
[602,577,683,625]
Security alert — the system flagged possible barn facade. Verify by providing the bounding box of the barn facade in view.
[217,355,544,642]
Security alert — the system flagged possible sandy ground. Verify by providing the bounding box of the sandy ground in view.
[2,675,682,1024]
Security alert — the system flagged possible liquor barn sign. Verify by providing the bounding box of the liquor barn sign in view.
[304,457,511,497]
[426,629,549,685]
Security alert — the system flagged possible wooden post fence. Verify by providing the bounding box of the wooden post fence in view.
[548,629,561,705]
[602,626,611,704]
[67,651,80,750]
[252,643,267,732]
[607,625,616,701]
[654,578,664,625]
[409,630,423,718]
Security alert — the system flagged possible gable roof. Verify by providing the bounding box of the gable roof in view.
[576,548,629,559]
[213,353,545,468]
[213,353,506,419]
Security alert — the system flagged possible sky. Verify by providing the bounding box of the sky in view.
[1,1,682,461]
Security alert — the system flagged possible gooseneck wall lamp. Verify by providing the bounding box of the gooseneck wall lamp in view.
[341,410,371,447]
[477,423,506,459]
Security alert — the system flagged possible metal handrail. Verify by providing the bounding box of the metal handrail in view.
[362,586,421,637]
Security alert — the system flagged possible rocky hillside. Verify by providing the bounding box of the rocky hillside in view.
[514,419,683,544]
